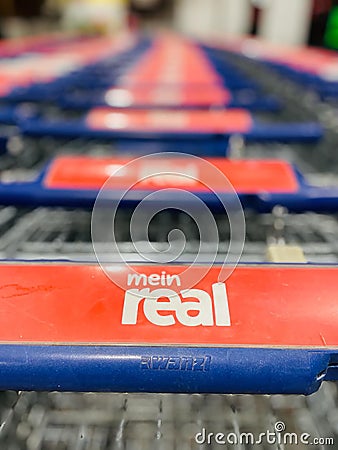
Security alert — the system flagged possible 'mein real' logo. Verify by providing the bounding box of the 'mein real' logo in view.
[121,272,231,327]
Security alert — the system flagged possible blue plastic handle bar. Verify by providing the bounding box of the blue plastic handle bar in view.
[57,91,281,112]
[0,344,333,394]
[19,117,323,144]
[0,161,338,212]
[248,122,323,143]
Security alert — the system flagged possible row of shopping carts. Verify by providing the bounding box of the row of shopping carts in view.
[0,32,338,449]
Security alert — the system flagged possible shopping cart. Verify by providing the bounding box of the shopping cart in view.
[0,33,337,450]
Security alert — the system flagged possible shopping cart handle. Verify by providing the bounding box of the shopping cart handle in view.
[248,122,323,143]
[0,345,331,394]
[58,90,281,112]
[62,95,283,112]
[255,186,338,213]
[0,106,20,125]
[229,95,281,112]
[19,111,323,146]
[0,157,338,213]
[0,263,337,394]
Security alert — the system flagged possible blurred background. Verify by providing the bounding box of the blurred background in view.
[0,0,338,48]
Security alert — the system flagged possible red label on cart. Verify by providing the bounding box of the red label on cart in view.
[0,264,338,348]
[123,35,221,86]
[86,108,253,133]
[44,156,299,193]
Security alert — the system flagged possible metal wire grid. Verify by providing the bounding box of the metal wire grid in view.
[0,383,337,450]
[0,206,337,263]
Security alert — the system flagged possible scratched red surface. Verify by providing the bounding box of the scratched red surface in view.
[0,264,337,347]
